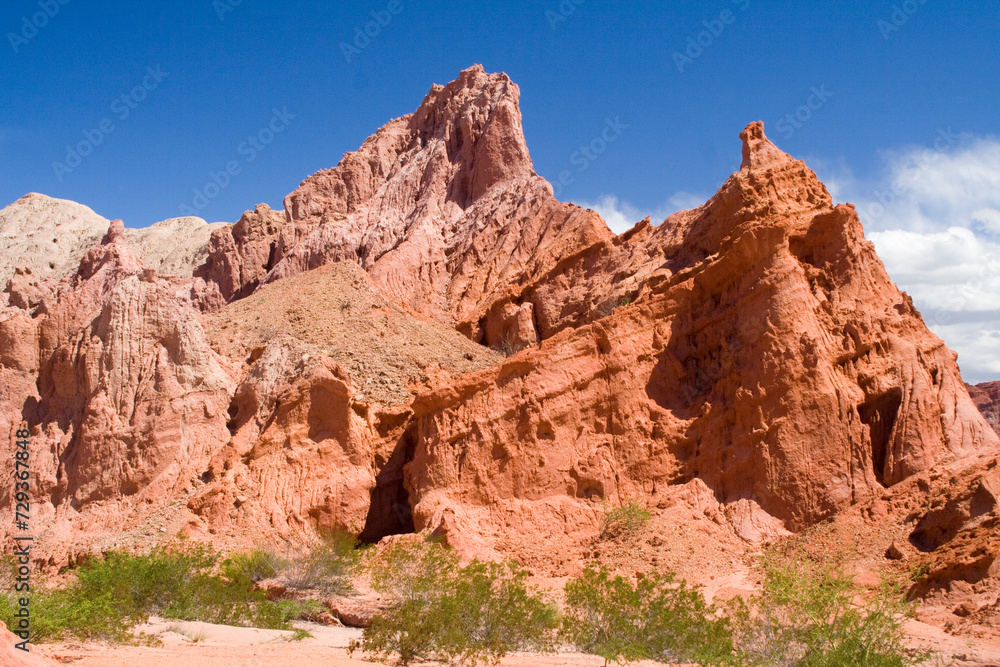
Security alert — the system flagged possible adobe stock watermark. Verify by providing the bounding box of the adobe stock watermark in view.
[546,0,586,30]
[672,0,751,74]
[340,0,405,63]
[213,0,243,21]
[178,107,295,217]
[551,117,628,198]
[51,66,169,182]
[877,0,931,40]
[859,127,962,225]
[8,0,71,54]
[775,85,833,140]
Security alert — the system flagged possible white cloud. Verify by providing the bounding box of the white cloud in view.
[838,136,1000,382]
[972,208,1000,235]
[581,192,705,234]
[868,228,1000,381]
[849,136,1000,235]
[926,322,1000,384]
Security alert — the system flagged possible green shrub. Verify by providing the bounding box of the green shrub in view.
[599,501,652,539]
[729,557,930,667]
[0,545,304,644]
[350,538,558,665]
[282,529,362,595]
[562,565,735,666]
[223,546,286,582]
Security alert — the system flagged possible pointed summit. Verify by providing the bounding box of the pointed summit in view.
[236,66,611,340]
[284,65,533,222]
[739,121,795,171]
[410,64,534,201]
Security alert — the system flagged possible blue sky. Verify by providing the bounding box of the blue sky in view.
[2,0,999,380]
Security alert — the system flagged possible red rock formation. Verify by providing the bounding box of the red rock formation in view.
[404,121,999,553]
[969,381,1000,436]
[194,203,287,305]
[2,220,232,564]
[1,67,997,592]
[204,66,621,348]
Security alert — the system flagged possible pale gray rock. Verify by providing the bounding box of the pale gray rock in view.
[0,193,230,285]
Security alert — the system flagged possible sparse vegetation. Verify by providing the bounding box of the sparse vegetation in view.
[562,565,734,666]
[595,296,632,318]
[728,556,930,667]
[599,500,652,539]
[562,555,932,667]
[224,546,286,582]
[0,537,935,665]
[349,537,558,665]
[0,545,308,644]
[491,333,524,357]
[166,622,208,643]
[281,528,363,595]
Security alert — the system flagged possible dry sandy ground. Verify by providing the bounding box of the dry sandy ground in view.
[47,617,667,667]
[905,620,1000,666]
[41,616,1000,667]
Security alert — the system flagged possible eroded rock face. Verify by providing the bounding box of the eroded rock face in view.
[1,221,233,563]
[190,261,501,543]
[404,123,999,550]
[194,203,288,304]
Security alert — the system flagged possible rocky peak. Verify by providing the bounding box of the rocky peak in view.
[77,219,145,283]
[205,66,611,341]
[409,64,534,201]
[283,65,533,224]
[739,121,794,171]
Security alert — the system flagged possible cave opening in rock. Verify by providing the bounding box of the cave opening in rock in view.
[359,425,417,543]
[858,387,903,486]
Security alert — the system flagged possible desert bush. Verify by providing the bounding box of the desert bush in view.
[490,333,524,358]
[350,538,558,665]
[0,545,305,643]
[223,546,286,582]
[562,565,735,666]
[729,556,930,667]
[281,528,362,595]
[599,500,652,539]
